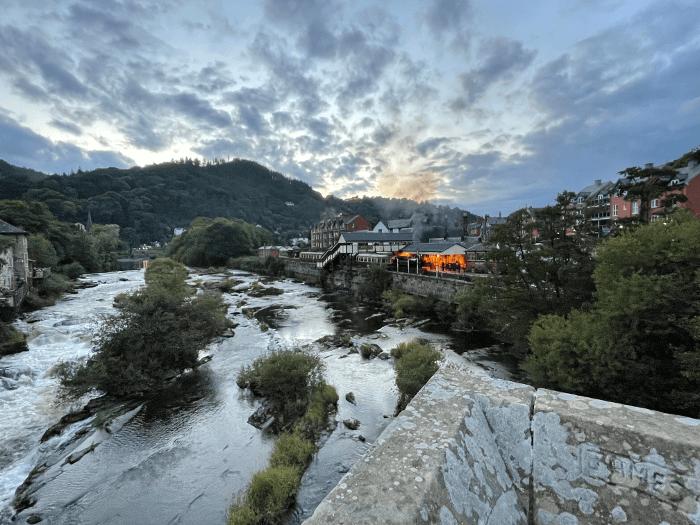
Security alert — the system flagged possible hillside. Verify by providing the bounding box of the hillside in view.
[0,158,475,244]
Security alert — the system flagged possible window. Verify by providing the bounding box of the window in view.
[632,201,639,215]
[651,215,659,223]
[651,199,658,208]
[612,204,618,217]
[623,203,627,211]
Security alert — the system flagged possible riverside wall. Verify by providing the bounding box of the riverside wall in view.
[303,366,700,525]
[281,259,471,302]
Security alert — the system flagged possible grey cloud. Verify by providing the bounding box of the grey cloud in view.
[425,0,472,35]
[122,116,170,151]
[416,137,452,157]
[225,86,281,113]
[357,6,401,48]
[12,76,48,100]
[237,105,268,136]
[371,124,396,146]
[0,113,132,173]
[263,0,341,28]
[359,117,373,128]
[49,119,83,135]
[456,37,536,105]
[170,93,233,128]
[272,111,294,129]
[298,19,338,58]
[0,26,88,98]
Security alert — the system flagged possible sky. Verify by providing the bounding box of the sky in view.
[1,0,699,216]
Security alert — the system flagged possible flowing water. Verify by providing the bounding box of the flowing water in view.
[0,270,517,524]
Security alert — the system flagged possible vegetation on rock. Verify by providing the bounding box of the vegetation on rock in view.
[231,349,337,525]
[59,258,230,397]
[391,341,442,413]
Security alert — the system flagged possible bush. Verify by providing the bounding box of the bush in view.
[270,433,316,470]
[237,349,324,424]
[60,259,230,397]
[62,261,86,279]
[356,264,393,302]
[360,343,373,359]
[229,466,301,525]
[391,341,441,413]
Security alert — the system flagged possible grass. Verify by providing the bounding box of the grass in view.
[230,350,338,525]
[391,341,442,414]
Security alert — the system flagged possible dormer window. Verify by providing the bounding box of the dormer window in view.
[670,179,680,185]
[577,197,584,204]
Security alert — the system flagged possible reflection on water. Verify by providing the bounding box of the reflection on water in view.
[1,270,518,525]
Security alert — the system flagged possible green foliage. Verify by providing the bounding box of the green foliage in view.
[269,433,315,471]
[62,262,86,280]
[229,466,301,525]
[391,341,441,413]
[671,145,700,169]
[456,192,597,352]
[0,322,26,344]
[526,210,700,416]
[360,343,373,359]
[356,264,393,302]
[237,349,324,425]
[144,257,192,301]
[168,217,272,267]
[27,235,59,268]
[382,288,416,318]
[59,259,229,397]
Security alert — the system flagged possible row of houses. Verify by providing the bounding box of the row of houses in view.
[570,160,700,233]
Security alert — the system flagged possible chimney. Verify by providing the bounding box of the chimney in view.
[595,179,601,185]
[498,212,501,217]
[645,163,654,169]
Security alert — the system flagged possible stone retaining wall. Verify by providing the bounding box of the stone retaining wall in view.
[303,367,700,525]
[389,273,473,303]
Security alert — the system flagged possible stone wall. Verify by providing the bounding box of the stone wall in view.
[281,258,471,302]
[389,273,473,303]
[303,367,700,525]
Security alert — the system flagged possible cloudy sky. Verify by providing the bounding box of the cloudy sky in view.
[1,0,698,215]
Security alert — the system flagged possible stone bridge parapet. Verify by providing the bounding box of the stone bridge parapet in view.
[303,367,700,525]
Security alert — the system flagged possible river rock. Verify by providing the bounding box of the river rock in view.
[377,352,390,360]
[63,442,99,466]
[26,514,43,523]
[0,339,29,357]
[343,418,360,430]
[345,392,356,405]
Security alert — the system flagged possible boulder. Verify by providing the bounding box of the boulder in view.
[345,392,356,405]
[343,418,360,430]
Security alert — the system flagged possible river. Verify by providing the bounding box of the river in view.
[0,269,517,524]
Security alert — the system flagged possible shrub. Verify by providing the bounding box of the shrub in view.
[62,261,86,279]
[391,341,441,413]
[270,433,316,470]
[356,264,393,302]
[237,349,324,424]
[360,343,373,359]
[60,259,230,397]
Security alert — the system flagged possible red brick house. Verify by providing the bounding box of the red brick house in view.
[310,214,372,249]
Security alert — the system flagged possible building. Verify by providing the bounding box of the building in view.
[315,231,413,268]
[0,219,31,309]
[372,221,389,233]
[310,214,372,249]
[609,160,700,226]
[398,242,468,272]
[387,219,413,233]
[571,179,613,232]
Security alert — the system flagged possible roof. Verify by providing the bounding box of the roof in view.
[401,242,466,254]
[387,219,412,229]
[343,214,360,224]
[429,237,462,243]
[461,236,481,248]
[486,217,507,226]
[338,232,414,242]
[0,219,26,235]
[465,243,495,252]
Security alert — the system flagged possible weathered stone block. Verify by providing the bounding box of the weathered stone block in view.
[533,389,700,525]
[302,367,534,524]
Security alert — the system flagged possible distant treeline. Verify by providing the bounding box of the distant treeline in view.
[0,158,476,246]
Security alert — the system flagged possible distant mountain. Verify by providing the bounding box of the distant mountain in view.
[0,158,475,244]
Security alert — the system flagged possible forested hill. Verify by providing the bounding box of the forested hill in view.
[0,158,475,244]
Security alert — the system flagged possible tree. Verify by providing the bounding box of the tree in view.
[455,192,597,352]
[60,258,230,397]
[614,165,687,228]
[526,210,700,416]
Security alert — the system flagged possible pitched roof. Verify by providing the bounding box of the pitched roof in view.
[387,219,412,228]
[401,242,465,254]
[339,232,414,242]
[486,217,507,226]
[0,219,26,235]
[465,243,495,252]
